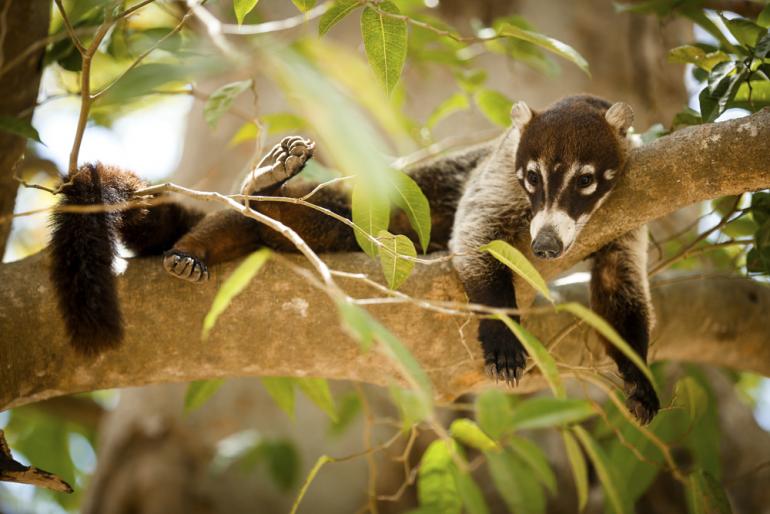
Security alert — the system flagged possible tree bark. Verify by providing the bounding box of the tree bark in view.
[0,0,50,257]
[0,110,769,411]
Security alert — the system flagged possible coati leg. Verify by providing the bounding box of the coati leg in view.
[591,226,660,424]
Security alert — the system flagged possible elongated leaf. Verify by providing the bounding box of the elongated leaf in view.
[667,45,730,71]
[509,397,595,430]
[557,302,655,387]
[674,376,708,423]
[474,89,513,127]
[758,4,770,28]
[475,390,514,439]
[319,0,362,35]
[291,0,316,12]
[451,464,490,514]
[378,230,416,289]
[687,469,732,514]
[96,62,189,106]
[496,315,565,397]
[487,450,545,514]
[296,377,338,422]
[229,122,260,148]
[508,435,557,494]
[720,14,766,47]
[450,419,499,452]
[202,249,271,340]
[482,240,552,301]
[418,440,462,514]
[497,23,589,74]
[561,430,588,512]
[0,116,43,143]
[361,1,408,94]
[204,79,253,129]
[573,426,630,514]
[387,170,431,252]
[427,92,470,128]
[390,385,430,430]
[261,377,296,420]
[185,379,225,413]
[234,0,259,24]
[352,181,390,257]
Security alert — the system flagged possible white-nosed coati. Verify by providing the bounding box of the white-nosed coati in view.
[50,95,660,423]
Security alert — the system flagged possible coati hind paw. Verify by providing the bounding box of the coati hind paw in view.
[242,136,315,194]
[479,321,527,386]
[624,374,660,425]
[163,251,209,283]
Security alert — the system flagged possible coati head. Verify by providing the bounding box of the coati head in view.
[512,95,633,259]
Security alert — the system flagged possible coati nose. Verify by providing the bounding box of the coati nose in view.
[532,229,563,259]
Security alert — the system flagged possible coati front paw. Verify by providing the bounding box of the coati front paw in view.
[242,136,316,194]
[163,251,209,283]
[479,319,527,385]
[623,371,660,425]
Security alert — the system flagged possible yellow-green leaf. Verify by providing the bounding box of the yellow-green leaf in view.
[234,0,259,25]
[377,230,416,289]
[418,440,462,514]
[202,248,271,340]
[319,0,362,35]
[508,434,557,494]
[561,429,588,512]
[352,181,390,257]
[509,397,595,429]
[475,389,514,439]
[674,376,708,423]
[204,79,253,129]
[668,45,730,71]
[427,92,469,128]
[387,170,431,252]
[361,1,408,95]
[487,450,546,514]
[296,377,338,422]
[261,377,296,420]
[449,418,499,452]
[185,379,225,413]
[481,240,552,301]
[687,469,733,514]
[228,122,260,147]
[497,23,589,75]
[497,315,565,397]
[291,0,316,12]
[573,426,630,514]
[450,462,491,514]
[474,89,513,127]
[557,302,655,388]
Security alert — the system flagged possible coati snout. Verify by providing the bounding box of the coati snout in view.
[511,97,634,259]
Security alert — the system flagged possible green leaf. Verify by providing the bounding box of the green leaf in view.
[561,430,588,512]
[204,79,253,129]
[573,426,630,514]
[229,122,259,147]
[508,435,557,494]
[758,4,770,28]
[427,92,470,128]
[496,23,590,75]
[291,0,317,12]
[386,170,432,252]
[202,249,271,340]
[234,0,259,24]
[557,302,655,388]
[0,116,43,144]
[96,62,190,106]
[674,376,708,423]
[261,377,296,420]
[450,418,499,452]
[262,112,307,134]
[509,397,595,430]
[487,450,546,514]
[475,389,514,439]
[473,89,513,127]
[377,230,416,289]
[328,392,362,436]
[687,469,732,514]
[668,45,730,71]
[496,316,565,397]
[319,0,362,35]
[256,439,300,490]
[390,385,430,430]
[184,379,225,413]
[418,440,462,514]
[481,240,552,301]
[296,378,338,422]
[752,192,770,226]
[732,81,770,110]
[451,464,491,514]
[720,14,766,47]
[361,1,408,94]
[352,181,391,257]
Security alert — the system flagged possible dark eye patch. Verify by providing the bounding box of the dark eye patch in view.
[577,174,594,188]
[527,170,539,186]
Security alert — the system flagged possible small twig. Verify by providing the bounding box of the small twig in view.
[354,383,379,514]
[221,1,333,35]
[54,0,86,55]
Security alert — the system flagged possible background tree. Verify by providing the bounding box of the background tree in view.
[0,0,769,513]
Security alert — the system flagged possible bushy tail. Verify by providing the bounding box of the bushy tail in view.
[49,163,203,355]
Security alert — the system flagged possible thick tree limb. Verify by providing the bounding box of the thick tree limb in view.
[0,110,769,411]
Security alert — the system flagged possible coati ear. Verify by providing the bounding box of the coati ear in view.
[510,101,533,131]
[605,102,633,135]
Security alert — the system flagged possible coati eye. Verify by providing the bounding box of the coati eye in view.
[577,174,594,188]
[526,170,540,186]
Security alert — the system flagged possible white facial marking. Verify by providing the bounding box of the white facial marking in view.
[516,167,524,180]
[523,160,539,194]
[530,208,578,251]
[604,168,617,180]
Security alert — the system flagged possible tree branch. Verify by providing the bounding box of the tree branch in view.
[0,110,769,411]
